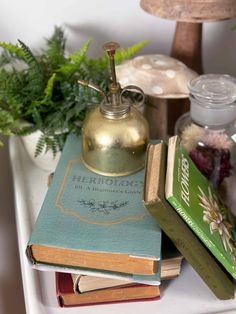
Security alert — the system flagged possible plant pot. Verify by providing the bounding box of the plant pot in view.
[20,130,61,172]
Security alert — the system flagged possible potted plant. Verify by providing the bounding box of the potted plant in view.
[0,26,146,170]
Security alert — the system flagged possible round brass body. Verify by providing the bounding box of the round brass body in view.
[81,106,150,176]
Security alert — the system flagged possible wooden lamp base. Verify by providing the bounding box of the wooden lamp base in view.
[168,21,203,134]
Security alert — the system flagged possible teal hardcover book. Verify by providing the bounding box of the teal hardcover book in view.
[165,136,236,279]
[26,134,162,276]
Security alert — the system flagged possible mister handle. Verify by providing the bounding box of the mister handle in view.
[121,85,145,107]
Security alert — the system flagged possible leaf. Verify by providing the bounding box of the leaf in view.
[114,41,149,64]
[44,73,57,100]
[17,40,38,66]
[31,107,43,126]
[0,42,26,60]
[16,124,38,136]
[34,134,45,157]
[45,26,66,68]
[57,39,91,78]
[0,108,19,135]
[18,40,45,96]
[68,39,91,63]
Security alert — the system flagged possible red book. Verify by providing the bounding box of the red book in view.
[56,272,160,307]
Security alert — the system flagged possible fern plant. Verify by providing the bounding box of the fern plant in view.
[0,26,147,156]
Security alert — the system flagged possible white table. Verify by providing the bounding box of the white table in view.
[9,136,236,314]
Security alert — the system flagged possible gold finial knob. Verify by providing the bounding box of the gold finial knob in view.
[102,42,120,56]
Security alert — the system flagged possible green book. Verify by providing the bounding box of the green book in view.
[165,136,236,279]
[26,134,162,277]
[143,140,235,300]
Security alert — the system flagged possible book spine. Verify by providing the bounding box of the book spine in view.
[168,196,236,279]
[56,272,160,307]
[146,201,234,300]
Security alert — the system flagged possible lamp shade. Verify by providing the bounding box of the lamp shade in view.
[140,0,236,22]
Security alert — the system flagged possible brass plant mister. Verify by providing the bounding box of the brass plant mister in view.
[78,42,149,176]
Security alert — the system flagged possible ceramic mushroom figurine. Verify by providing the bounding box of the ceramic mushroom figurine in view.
[140,0,236,134]
[140,0,236,75]
[116,54,197,140]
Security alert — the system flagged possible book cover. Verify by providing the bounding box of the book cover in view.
[26,134,162,276]
[71,236,182,293]
[71,252,183,293]
[30,262,161,286]
[56,272,160,307]
[165,136,236,279]
[143,140,235,300]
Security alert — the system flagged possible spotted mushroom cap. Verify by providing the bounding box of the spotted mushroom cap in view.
[116,54,198,99]
[140,0,236,23]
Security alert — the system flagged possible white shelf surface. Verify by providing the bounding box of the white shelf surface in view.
[9,136,236,314]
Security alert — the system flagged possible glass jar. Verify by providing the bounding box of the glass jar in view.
[175,74,236,197]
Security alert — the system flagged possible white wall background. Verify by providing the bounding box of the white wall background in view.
[1,0,236,75]
[0,1,236,314]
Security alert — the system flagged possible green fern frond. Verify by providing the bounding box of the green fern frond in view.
[45,26,66,68]
[114,41,149,64]
[16,124,39,136]
[68,39,91,64]
[17,40,38,66]
[0,68,27,111]
[0,108,19,135]
[55,133,67,151]
[34,134,46,157]
[57,63,74,78]
[44,73,56,100]
[31,107,43,126]
[18,40,45,96]
[44,135,58,155]
[0,69,13,97]
[86,55,107,72]
[58,39,91,78]
[0,42,26,60]
[2,97,23,117]
[36,132,61,157]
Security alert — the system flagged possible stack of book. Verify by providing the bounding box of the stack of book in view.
[26,135,183,307]
[26,134,236,308]
[55,232,183,307]
[144,136,236,300]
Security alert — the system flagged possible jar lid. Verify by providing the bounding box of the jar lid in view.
[189,74,236,126]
